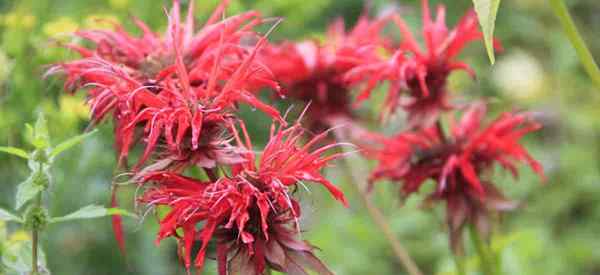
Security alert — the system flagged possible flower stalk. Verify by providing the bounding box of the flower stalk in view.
[549,0,600,90]
[31,193,42,275]
[453,254,467,275]
[334,131,423,275]
[469,224,496,275]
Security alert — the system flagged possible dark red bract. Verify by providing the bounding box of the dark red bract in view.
[366,103,544,253]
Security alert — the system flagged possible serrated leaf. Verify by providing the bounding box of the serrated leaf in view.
[15,175,44,210]
[0,208,22,223]
[0,147,29,159]
[472,0,502,64]
[50,205,136,224]
[49,129,97,159]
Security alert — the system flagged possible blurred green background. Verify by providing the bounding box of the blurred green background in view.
[0,0,599,274]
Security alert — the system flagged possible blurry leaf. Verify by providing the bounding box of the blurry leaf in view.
[472,0,501,64]
[0,208,23,223]
[2,238,48,274]
[15,174,44,210]
[50,205,136,223]
[0,147,29,159]
[27,113,50,149]
[549,0,600,90]
[0,221,7,241]
[49,129,97,159]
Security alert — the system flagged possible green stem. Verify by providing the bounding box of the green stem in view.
[333,130,424,275]
[31,193,41,275]
[453,254,467,275]
[469,225,495,275]
[549,0,600,90]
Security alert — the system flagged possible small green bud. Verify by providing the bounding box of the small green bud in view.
[23,205,48,231]
[30,149,49,164]
[32,168,50,190]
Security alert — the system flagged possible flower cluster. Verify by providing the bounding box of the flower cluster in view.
[49,1,347,274]
[49,0,546,271]
[366,103,544,252]
[140,122,346,273]
[47,0,282,170]
[358,0,545,254]
[260,12,393,132]
[346,1,496,126]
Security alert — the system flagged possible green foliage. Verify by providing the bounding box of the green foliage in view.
[0,208,22,223]
[49,130,98,159]
[0,147,29,159]
[548,0,600,90]
[27,114,50,150]
[50,205,137,224]
[472,0,502,64]
[15,170,46,210]
[0,114,127,274]
[0,222,49,275]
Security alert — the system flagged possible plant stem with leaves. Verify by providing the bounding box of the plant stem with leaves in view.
[0,114,135,274]
[549,0,600,90]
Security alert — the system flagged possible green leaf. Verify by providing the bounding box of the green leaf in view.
[0,147,29,159]
[549,0,600,90]
[50,205,136,224]
[15,175,44,209]
[2,238,48,274]
[0,208,22,223]
[49,129,97,158]
[472,0,502,64]
[29,113,50,149]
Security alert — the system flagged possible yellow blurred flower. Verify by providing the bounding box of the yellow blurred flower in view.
[1,12,36,29]
[9,230,30,243]
[84,14,120,30]
[43,17,79,38]
[109,0,130,9]
[60,95,90,120]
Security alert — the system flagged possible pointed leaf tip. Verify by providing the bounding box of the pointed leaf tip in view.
[472,0,502,64]
[0,208,23,223]
[31,113,50,149]
[0,146,29,159]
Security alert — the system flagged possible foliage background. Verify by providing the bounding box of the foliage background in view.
[0,0,598,274]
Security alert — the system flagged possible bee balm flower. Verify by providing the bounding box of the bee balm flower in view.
[47,0,283,169]
[139,121,347,274]
[260,13,392,132]
[367,103,544,253]
[347,0,501,127]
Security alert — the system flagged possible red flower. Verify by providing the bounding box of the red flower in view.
[367,103,544,253]
[47,0,283,168]
[260,13,391,132]
[347,0,500,126]
[139,121,347,274]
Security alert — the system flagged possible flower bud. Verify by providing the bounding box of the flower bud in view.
[23,205,49,231]
[30,149,49,164]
